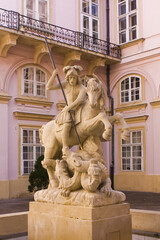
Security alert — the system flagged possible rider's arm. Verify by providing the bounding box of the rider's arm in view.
[65,86,86,111]
[46,69,66,90]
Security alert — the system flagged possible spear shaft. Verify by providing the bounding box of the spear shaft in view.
[45,38,83,150]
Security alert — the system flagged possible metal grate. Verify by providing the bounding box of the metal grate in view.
[0,8,121,58]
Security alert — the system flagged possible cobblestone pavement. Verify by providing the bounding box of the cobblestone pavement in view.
[0,191,160,214]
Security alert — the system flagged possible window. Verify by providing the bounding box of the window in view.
[22,66,47,97]
[81,0,100,39]
[118,0,138,44]
[121,130,143,171]
[24,0,49,22]
[120,76,141,103]
[21,128,44,175]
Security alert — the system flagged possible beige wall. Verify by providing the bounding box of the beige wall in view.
[115,174,160,193]
[131,209,160,233]
[0,177,33,199]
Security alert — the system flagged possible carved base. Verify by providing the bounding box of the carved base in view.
[34,188,126,207]
[28,202,132,240]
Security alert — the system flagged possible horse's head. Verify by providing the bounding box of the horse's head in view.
[86,76,105,110]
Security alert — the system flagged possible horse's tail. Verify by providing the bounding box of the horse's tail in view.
[39,125,44,146]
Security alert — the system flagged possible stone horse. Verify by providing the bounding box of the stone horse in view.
[39,76,129,187]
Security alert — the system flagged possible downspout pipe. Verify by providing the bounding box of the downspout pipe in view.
[106,0,114,189]
[106,65,114,189]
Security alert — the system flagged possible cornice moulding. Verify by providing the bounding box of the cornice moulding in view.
[15,98,54,107]
[0,95,12,103]
[150,99,160,108]
[115,103,147,112]
[14,111,54,121]
[120,38,145,49]
[124,115,149,124]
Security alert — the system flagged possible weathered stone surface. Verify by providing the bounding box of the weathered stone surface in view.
[28,66,132,240]
[28,202,132,240]
[37,68,129,205]
[34,188,126,207]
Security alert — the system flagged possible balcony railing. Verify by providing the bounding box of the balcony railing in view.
[0,8,121,58]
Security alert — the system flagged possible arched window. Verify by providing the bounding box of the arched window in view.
[22,66,47,97]
[120,75,141,103]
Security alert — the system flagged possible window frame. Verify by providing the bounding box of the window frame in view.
[21,127,44,175]
[120,75,142,104]
[117,0,138,44]
[24,0,50,22]
[21,65,47,98]
[121,130,143,172]
[80,0,100,39]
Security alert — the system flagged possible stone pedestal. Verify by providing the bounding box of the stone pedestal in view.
[28,202,132,240]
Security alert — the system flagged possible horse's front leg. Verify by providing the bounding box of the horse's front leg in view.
[109,113,130,141]
[84,112,112,140]
[98,112,112,140]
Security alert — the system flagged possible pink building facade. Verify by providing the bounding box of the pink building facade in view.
[0,0,160,199]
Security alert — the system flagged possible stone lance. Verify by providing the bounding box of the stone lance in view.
[45,37,83,150]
